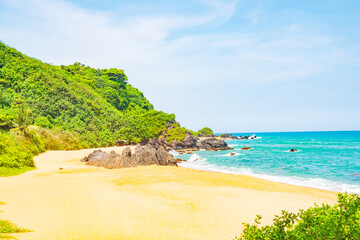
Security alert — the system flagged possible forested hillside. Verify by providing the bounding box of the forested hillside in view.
[0,42,176,171]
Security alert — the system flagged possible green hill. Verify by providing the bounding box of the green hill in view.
[0,42,175,171]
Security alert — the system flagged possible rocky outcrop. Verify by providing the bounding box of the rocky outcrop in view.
[82,140,177,169]
[289,148,298,152]
[157,123,232,151]
[198,133,216,137]
[241,147,251,150]
[219,133,259,140]
[220,133,237,139]
[196,138,233,150]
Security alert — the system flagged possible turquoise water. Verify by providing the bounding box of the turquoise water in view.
[174,131,360,193]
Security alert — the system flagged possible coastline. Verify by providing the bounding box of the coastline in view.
[0,147,337,240]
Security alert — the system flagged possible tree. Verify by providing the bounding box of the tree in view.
[14,104,32,135]
[198,127,214,136]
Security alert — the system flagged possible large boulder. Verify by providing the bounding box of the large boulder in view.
[181,132,198,148]
[81,149,107,162]
[82,140,177,169]
[167,131,199,150]
[196,138,232,150]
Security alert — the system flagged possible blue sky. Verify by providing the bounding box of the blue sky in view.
[0,0,359,132]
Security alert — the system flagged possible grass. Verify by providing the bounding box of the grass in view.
[0,167,35,177]
[0,203,30,239]
[0,220,30,239]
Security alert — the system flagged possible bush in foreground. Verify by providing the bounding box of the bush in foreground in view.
[235,193,360,240]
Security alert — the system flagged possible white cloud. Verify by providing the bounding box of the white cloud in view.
[0,0,358,131]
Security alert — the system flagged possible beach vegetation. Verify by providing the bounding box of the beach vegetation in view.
[198,127,213,136]
[167,123,188,143]
[0,220,30,239]
[0,41,177,175]
[236,192,360,240]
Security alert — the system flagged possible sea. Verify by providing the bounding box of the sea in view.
[171,131,360,194]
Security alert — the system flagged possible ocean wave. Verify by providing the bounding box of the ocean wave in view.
[178,161,360,194]
[188,153,207,163]
[168,149,179,156]
[222,152,243,156]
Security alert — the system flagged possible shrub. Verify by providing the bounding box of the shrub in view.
[235,193,360,240]
[34,116,53,129]
[167,124,187,143]
[198,127,213,136]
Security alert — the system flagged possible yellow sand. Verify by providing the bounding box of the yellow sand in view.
[0,147,337,240]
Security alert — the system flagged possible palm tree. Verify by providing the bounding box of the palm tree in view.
[15,104,32,135]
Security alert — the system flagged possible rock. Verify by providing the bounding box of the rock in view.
[289,149,297,152]
[115,140,127,146]
[230,152,236,156]
[186,151,194,154]
[241,147,251,150]
[81,149,107,162]
[167,131,198,150]
[220,133,237,139]
[182,132,198,148]
[59,167,63,170]
[84,140,177,169]
[196,138,228,149]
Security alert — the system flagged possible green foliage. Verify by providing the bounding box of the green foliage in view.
[13,104,32,135]
[236,193,360,240]
[34,116,52,129]
[0,167,35,177]
[188,129,198,137]
[0,131,38,168]
[0,128,87,170]
[167,124,188,143]
[0,41,176,169]
[198,127,213,136]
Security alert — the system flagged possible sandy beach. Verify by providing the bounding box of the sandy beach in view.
[0,147,337,240]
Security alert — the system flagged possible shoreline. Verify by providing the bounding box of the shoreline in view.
[0,147,337,240]
[177,160,359,194]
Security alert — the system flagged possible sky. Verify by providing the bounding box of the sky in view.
[0,0,359,133]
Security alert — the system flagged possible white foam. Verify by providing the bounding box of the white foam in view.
[186,153,207,163]
[222,152,243,156]
[168,149,179,156]
[178,161,360,194]
[228,144,239,147]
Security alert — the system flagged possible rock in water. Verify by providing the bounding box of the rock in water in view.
[196,138,232,150]
[241,147,251,150]
[289,148,298,152]
[82,140,177,169]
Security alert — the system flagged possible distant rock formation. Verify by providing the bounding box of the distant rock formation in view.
[196,138,232,150]
[82,139,177,169]
[219,133,259,140]
[220,133,238,139]
[289,148,298,152]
